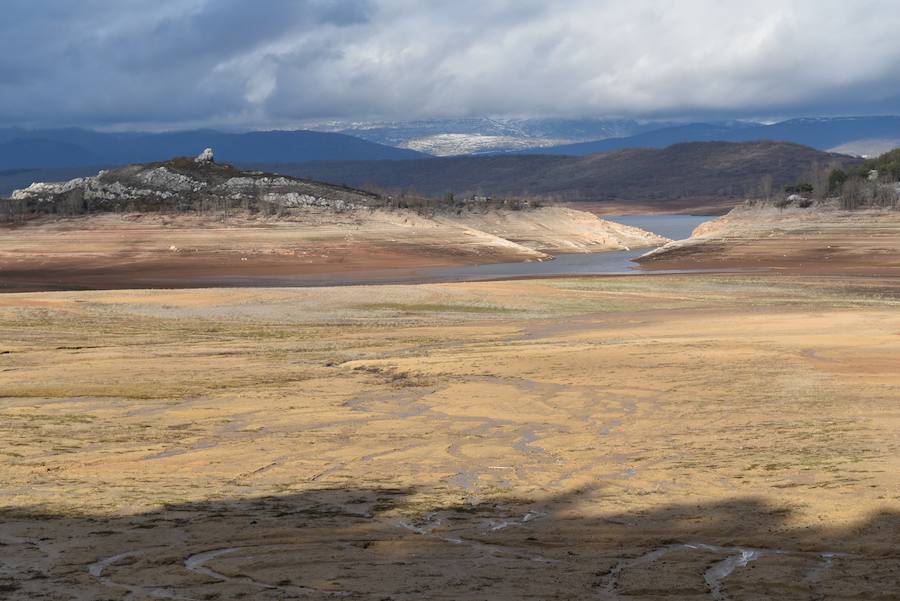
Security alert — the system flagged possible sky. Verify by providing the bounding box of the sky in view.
[2,0,900,130]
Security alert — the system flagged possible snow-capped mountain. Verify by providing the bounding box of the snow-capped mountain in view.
[309,118,675,156]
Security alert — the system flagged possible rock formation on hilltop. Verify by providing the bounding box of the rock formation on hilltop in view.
[9,153,377,215]
[195,148,214,163]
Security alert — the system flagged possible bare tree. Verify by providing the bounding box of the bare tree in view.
[840,177,866,210]
[759,174,773,201]
[807,161,833,200]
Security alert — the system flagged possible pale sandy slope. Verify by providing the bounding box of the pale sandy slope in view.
[440,205,666,253]
[0,205,667,290]
[640,203,900,275]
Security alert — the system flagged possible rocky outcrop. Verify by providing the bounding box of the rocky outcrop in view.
[10,157,378,214]
[195,148,214,163]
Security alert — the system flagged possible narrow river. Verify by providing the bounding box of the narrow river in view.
[417,214,714,282]
[173,214,717,288]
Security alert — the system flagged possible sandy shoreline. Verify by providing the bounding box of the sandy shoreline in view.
[640,207,900,277]
[0,208,666,292]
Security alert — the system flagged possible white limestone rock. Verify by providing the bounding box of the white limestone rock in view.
[135,167,201,192]
[195,148,214,163]
[9,158,371,213]
[11,178,93,201]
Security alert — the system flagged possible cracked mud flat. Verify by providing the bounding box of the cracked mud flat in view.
[1,274,899,599]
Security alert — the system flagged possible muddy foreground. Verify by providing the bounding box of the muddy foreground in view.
[1,273,899,599]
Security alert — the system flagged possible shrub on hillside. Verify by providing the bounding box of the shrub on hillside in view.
[828,169,848,194]
[853,148,900,181]
[783,182,813,194]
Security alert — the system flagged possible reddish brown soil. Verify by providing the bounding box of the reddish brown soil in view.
[0,208,662,292]
[0,214,527,292]
[639,210,900,277]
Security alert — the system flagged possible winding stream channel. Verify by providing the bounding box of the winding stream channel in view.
[88,528,850,601]
[415,214,716,283]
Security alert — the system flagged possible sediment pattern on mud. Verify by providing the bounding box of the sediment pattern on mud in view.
[1,275,898,598]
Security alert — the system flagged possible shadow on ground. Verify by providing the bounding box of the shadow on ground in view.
[1,486,898,600]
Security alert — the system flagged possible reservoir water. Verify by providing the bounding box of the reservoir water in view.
[605,214,714,241]
[185,214,717,288]
[418,214,714,282]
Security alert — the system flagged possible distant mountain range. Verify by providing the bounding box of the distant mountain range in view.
[1,116,898,173]
[1,141,863,210]
[0,128,424,169]
[322,118,674,155]
[0,116,900,192]
[256,141,860,209]
[509,116,900,157]
[312,115,900,157]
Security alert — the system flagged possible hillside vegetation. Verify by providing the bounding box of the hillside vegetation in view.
[0,155,667,291]
[265,141,860,208]
[773,147,900,211]
[855,148,900,180]
[1,156,538,222]
[513,115,900,156]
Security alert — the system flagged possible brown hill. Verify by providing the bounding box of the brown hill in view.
[638,200,900,276]
[258,141,861,210]
[0,158,666,291]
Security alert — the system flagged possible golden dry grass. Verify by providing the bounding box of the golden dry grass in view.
[1,274,898,599]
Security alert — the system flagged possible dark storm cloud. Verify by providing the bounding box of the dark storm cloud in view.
[2,0,900,128]
[0,0,373,126]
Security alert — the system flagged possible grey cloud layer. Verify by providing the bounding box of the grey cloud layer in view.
[2,0,900,127]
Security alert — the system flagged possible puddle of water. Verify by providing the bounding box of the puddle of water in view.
[90,549,188,600]
[703,547,767,600]
[88,550,143,578]
[184,546,350,597]
[184,547,239,580]
[599,542,848,601]
[512,426,545,456]
[397,512,555,563]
